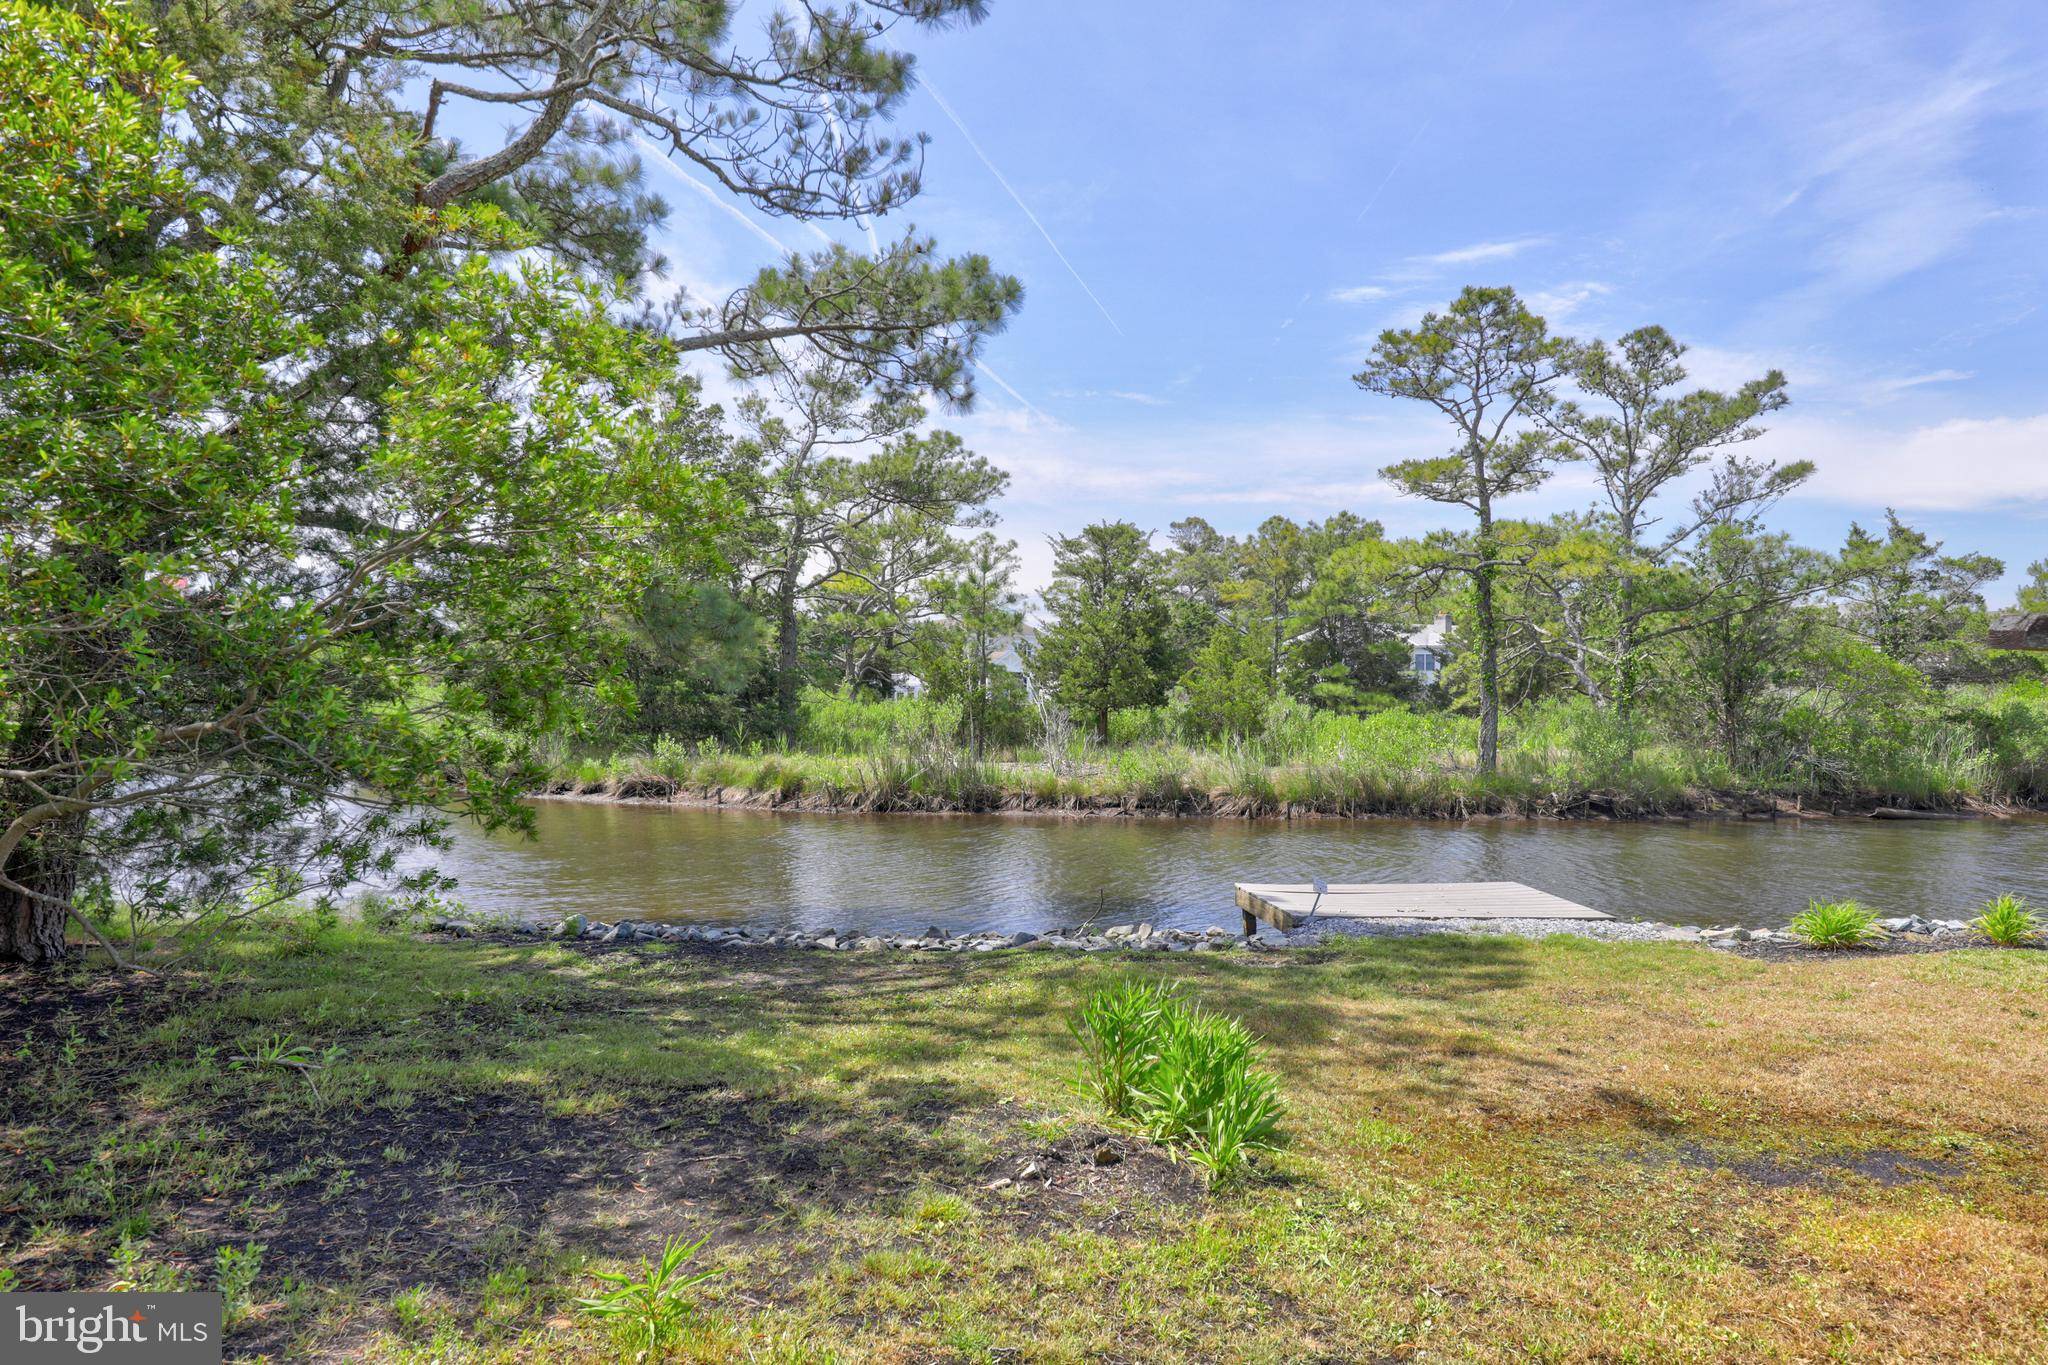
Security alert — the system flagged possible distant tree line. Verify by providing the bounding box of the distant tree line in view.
[610,286,2041,792]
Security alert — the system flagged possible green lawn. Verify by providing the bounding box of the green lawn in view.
[5,925,2045,1361]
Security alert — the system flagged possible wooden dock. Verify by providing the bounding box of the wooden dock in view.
[1235,881,1610,934]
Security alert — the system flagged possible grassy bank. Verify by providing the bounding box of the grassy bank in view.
[6,924,2047,1360]
[552,686,2048,817]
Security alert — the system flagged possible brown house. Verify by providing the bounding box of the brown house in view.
[1987,611,2048,651]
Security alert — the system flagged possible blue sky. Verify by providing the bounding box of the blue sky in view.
[637,0,2048,598]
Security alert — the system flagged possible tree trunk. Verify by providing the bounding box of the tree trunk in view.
[1612,607,1639,755]
[1473,550,1501,777]
[1,819,82,965]
[773,554,803,744]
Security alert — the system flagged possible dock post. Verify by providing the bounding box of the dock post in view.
[1241,907,1257,937]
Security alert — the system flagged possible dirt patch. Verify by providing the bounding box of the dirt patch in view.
[1631,1140,1967,1190]
[0,957,1231,1360]
[978,1123,1210,1229]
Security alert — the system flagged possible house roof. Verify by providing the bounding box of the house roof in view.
[1989,611,2048,650]
[1404,616,1452,649]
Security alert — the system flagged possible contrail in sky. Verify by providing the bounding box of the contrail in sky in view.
[924,78,1125,337]
[635,135,796,256]
[975,359,1058,426]
[1352,117,1436,226]
[1352,0,1518,227]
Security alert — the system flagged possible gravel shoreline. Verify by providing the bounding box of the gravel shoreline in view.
[425,911,2029,960]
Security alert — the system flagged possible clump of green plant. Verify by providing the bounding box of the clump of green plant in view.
[574,1234,718,1356]
[1071,978,1176,1119]
[1787,899,1887,949]
[228,1032,342,1106]
[1072,980,1285,1185]
[215,1241,264,1327]
[1972,894,2044,946]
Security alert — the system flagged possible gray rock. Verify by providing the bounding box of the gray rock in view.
[1001,931,1038,948]
[1103,923,1140,940]
[430,918,479,936]
[600,922,637,943]
[855,936,885,951]
[549,914,586,939]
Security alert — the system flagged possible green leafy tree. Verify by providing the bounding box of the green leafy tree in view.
[728,359,923,736]
[1536,326,1805,723]
[1226,514,1379,690]
[808,431,1007,693]
[941,535,1028,759]
[156,0,1024,743]
[159,0,1023,400]
[1838,512,2003,678]
[1179,625,1275,741]
[1162,516,1235,657]
[0,7,724,963]
[1354,286,1568,773]
[2020,559,2048,612]
[1286,536,1424,711]
[621,581,773,741]
[1664,528,1831,773]
[1034,523,1178,742]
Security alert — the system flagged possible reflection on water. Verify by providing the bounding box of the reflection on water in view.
[396,800,2048,935]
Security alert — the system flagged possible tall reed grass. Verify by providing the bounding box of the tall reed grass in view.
[554,682,2048,814]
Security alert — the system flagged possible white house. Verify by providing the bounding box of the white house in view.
[1404,611,1453,684]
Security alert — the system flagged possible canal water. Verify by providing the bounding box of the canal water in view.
[405,800,2048,935]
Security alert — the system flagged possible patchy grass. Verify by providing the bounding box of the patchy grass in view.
[4,925,2047,1360]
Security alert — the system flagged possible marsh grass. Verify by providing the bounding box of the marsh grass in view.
[568,687,2048,816]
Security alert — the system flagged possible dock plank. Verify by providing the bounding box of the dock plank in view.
[1235,881,1609,931]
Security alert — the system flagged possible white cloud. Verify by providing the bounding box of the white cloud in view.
[1778,411,2048,510]
[1524,280,1613,321]
[1672,343,1819,394]
[1335,237,1551,303]
[1694,3,2025,316]
[1413,237,1548,268]
[1857,368,1975,404]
